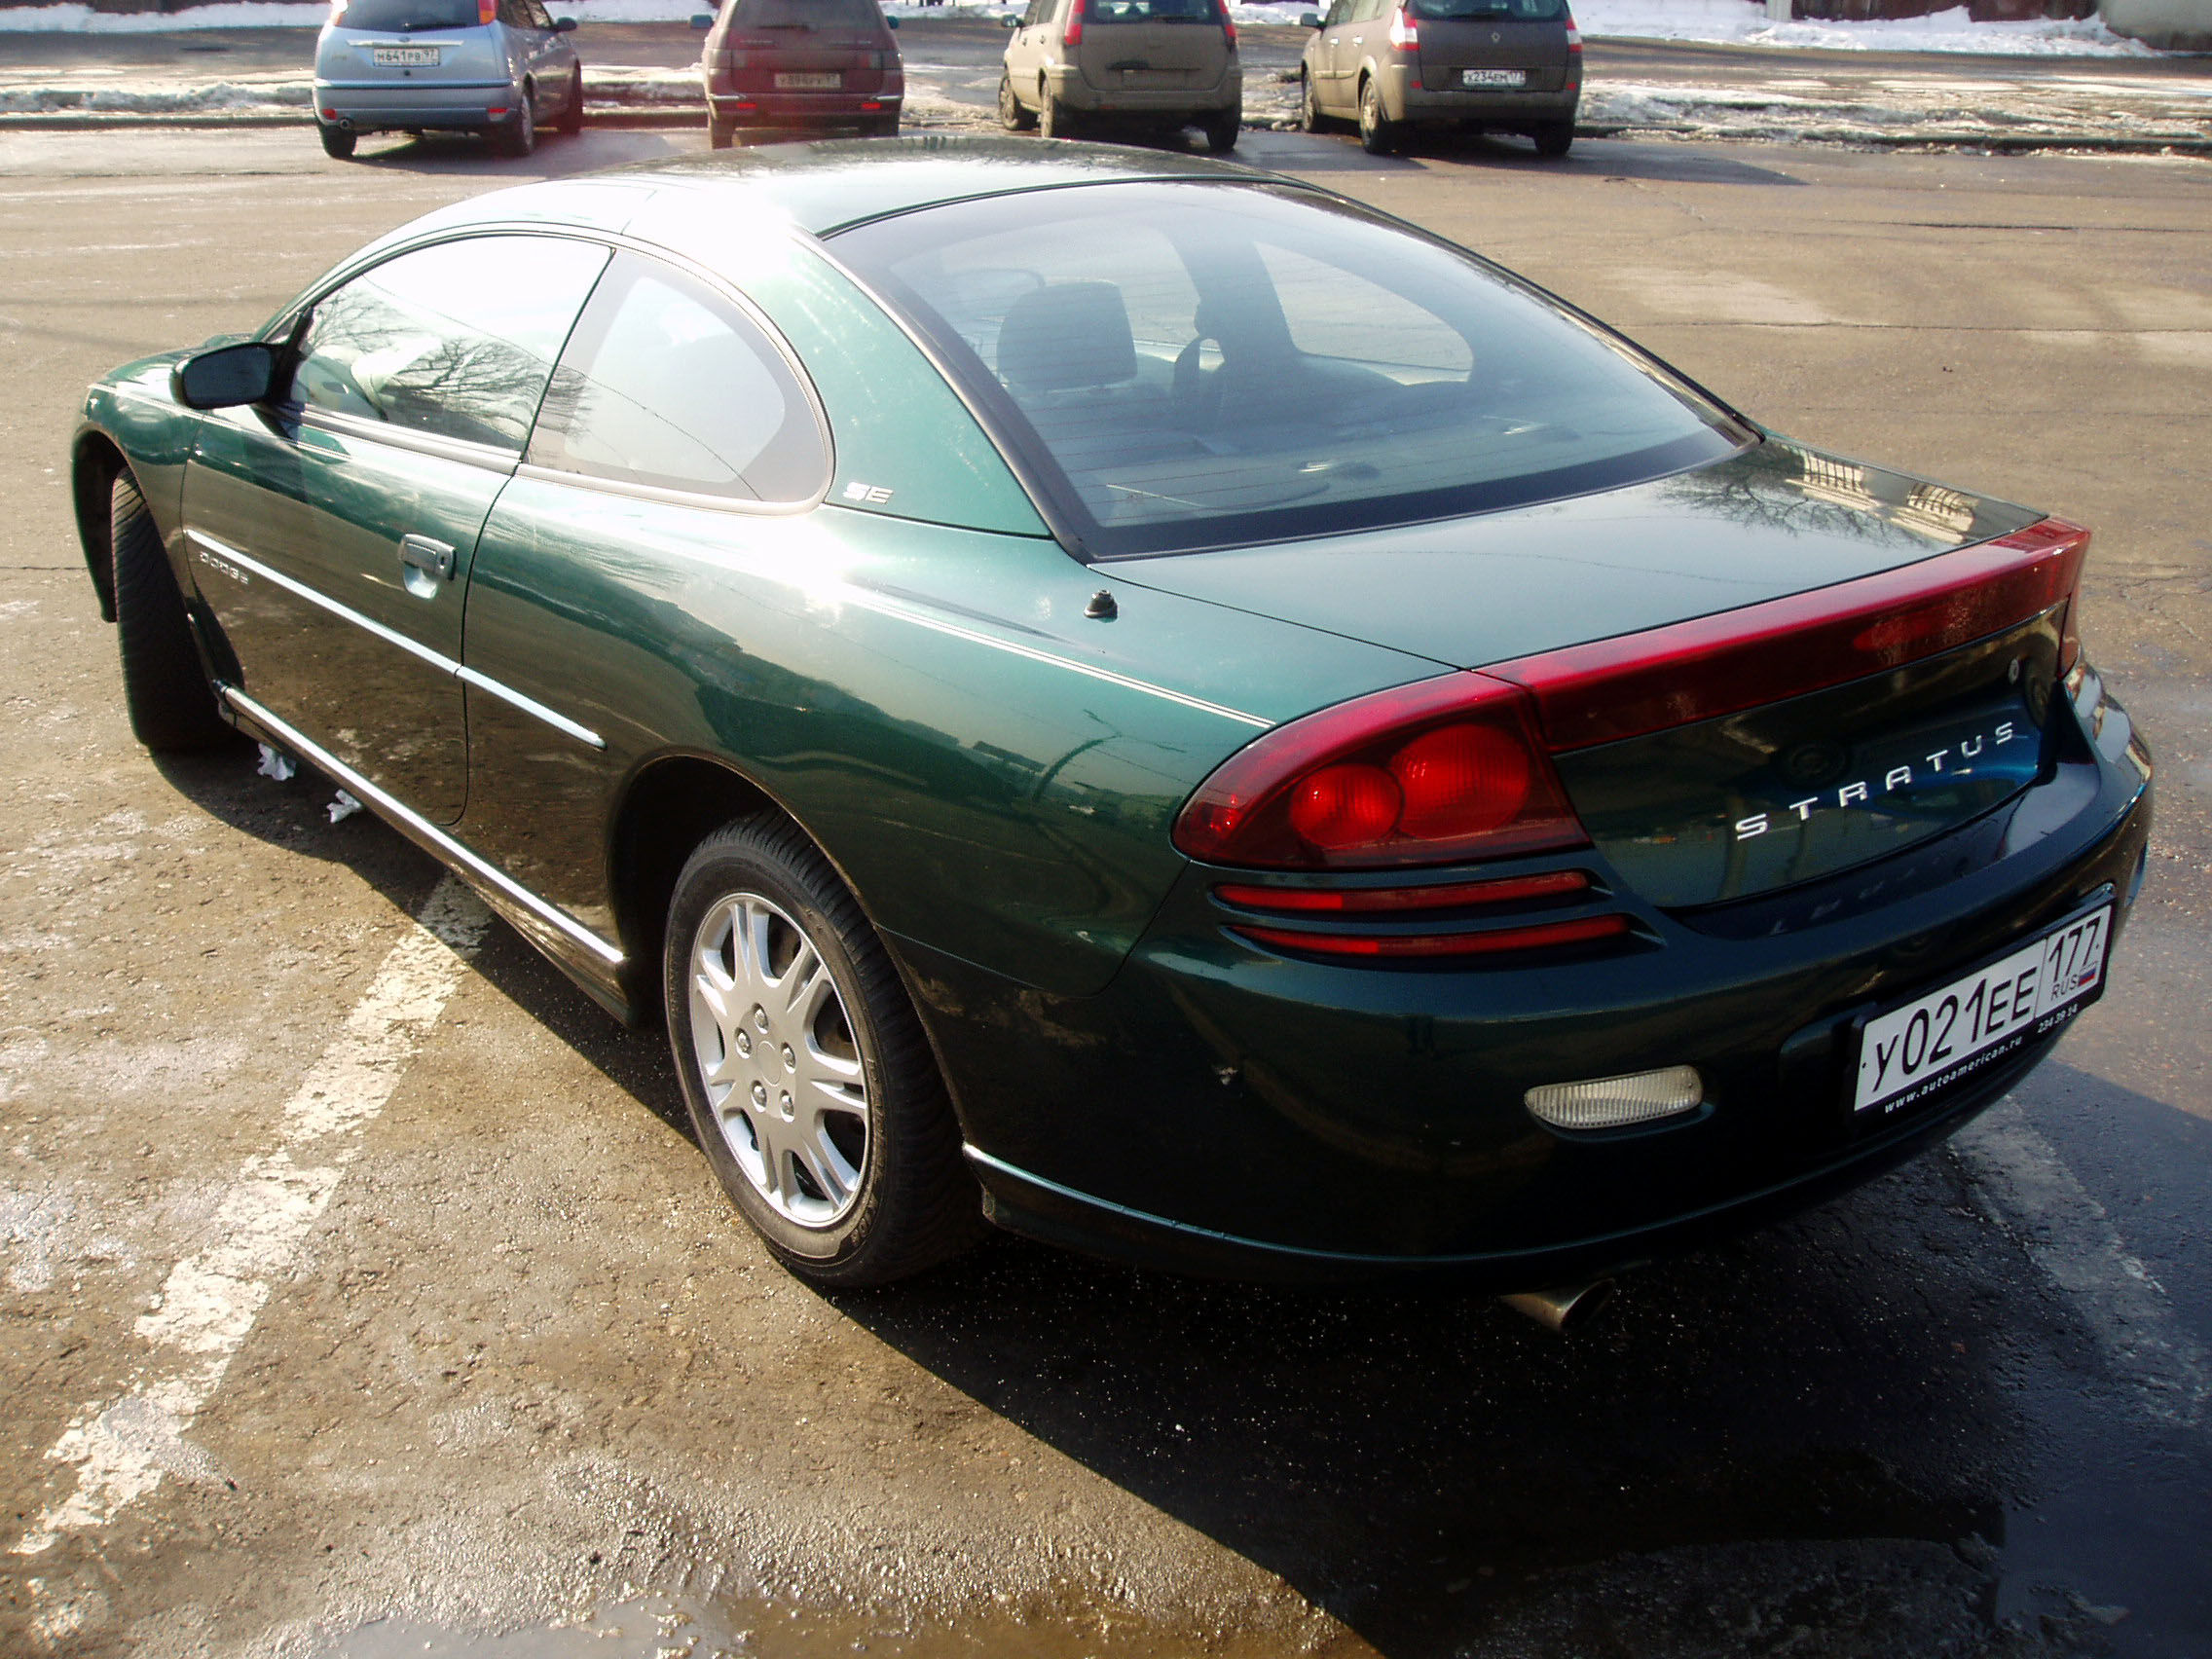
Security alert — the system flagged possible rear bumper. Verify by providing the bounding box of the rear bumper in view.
[707,89,903,126]
[314,80,512,129]
[1048,64,1240,116]
[903,669,2153,1285]
[1382,63,1577,126]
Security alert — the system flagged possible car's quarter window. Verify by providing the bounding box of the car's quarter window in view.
[1323,0,1354,23]
[833,181,1748,558]
[528,253,829,503]
[525,0,556,25]
[288,236,610,454]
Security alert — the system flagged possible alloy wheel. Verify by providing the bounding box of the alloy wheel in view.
[687,892,870,1228]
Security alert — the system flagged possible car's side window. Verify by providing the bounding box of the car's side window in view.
[1323,0,1354,22]
[529,253,828,503]
[524,0,555,29]
[497,0,529,25]
[288,236,611,453]
[1021,0,1050,26]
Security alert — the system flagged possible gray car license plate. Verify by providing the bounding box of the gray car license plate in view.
[373,46,441,65]
[1852,903,2112,1121]
[1462,68,1527,87]
[775,71,841,90]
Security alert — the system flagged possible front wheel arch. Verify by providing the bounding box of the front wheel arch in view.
[71,431,128,623]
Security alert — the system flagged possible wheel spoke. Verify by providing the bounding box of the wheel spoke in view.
[794,1124,857,1212]
[796,1040,866,1117]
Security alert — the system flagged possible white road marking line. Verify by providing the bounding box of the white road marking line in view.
[1954,1095,2209,1431]
[10,876,489,1558]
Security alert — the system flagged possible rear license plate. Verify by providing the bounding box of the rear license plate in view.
[775,71,841,89]
[373,46,441,65]
[1462,68,1527,87]
[1852,903,2112,1121]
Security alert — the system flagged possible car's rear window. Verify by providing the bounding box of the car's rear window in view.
[1084,0,1222,22]
[1411,0,1567,19]
[728,0,883,27]
[337,0,481,30]
[832,181,1748,559]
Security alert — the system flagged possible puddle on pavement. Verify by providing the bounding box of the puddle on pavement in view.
[313,1592,1369,1659]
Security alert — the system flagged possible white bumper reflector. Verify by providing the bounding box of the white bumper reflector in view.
[1525,1065,1703,1130]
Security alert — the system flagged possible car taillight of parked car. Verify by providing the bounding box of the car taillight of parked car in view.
[1062,12,1084,45]
[1386,5,1419,49]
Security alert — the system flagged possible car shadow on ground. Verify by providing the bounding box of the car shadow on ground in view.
[1236,126,1808,187]
[337,126,696,177]
[827,1161,2029,1655]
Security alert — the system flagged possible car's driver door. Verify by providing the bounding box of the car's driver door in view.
[181,234,609,824]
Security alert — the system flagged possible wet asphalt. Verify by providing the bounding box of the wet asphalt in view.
[0,47,2207,1659]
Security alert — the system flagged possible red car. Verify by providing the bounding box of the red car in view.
[695,0,903,145]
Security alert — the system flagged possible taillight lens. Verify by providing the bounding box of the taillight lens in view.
[329,0,350,20]
[478,0,496,22]
[1174,674,1586,870]
[1386,5,1418,49]
[1219,0,1236,46]
[1565,16,1581,52]
[1062,13,1084,45]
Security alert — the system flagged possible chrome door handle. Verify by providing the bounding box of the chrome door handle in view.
[399,534,456,581]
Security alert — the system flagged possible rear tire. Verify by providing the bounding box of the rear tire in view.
[1199,109,1238,153]
[316,120,356,159]
[998,71,1035,131]
[555,67,584,136]
[1038,84,1076,139]
[708,111,735,149]
[496,86,535,158]
[665,815,982,1288]
[863,114,900,136]
[1531,119,1573,157]
[109,470,230,754]
[1357,74,1403,155]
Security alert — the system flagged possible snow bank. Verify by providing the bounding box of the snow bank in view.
[0,0,2163,54]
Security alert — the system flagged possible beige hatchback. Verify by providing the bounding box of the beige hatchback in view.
[999,0,1242,152]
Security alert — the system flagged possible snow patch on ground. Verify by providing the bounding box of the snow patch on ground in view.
[0,0,2168,55]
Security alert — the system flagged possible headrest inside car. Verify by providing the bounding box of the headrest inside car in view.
[997,282,1138,395]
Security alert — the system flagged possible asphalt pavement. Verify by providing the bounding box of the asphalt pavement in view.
[0,92,2208,1659]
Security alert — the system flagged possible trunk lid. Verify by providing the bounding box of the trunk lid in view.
[1078,12,1230,92]
[1115,438,2067,905]
[1418,14,1568,93]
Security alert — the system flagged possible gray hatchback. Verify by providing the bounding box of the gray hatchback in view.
[313,0,585,160]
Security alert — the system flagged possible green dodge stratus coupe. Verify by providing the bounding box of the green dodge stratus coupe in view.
[71,139,2152,1312]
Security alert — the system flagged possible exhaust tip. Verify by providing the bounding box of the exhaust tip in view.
[1499,1278,1615,1335]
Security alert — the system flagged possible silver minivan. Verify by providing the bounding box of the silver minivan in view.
[314,0,584,160]
[999,0,1241,152]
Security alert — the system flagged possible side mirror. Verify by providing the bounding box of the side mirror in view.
[171,342,284,411]
[554,15,577,28]
[1002,12,1019,22]
[689,11,715,27]
[885,12,899,24]
[1299,10,1322,24]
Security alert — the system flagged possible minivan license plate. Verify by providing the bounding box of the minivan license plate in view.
[776,71,841,89]
[373,46,441,65]
[1852,904,2112,1120]
[1462,68,1527,87]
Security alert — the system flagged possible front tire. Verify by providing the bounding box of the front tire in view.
[316,120,356,159]
[998,71,1035,131]
[665,816,980,1287]
[109,470,230,754]
[1357,74,1404,155]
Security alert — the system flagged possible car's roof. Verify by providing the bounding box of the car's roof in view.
[369,136,1285,254]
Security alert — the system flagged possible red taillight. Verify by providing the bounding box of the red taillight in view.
[328,0,350,20]
[1062,13,1084,46]
[1235,913,1630,960]
[1386,5,1418,49]
[1219,1,1236,46]
[1490,518,2091,753]
[478,0,496,22]
[1174,674,1586,870]
[1565,18,1581,52]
